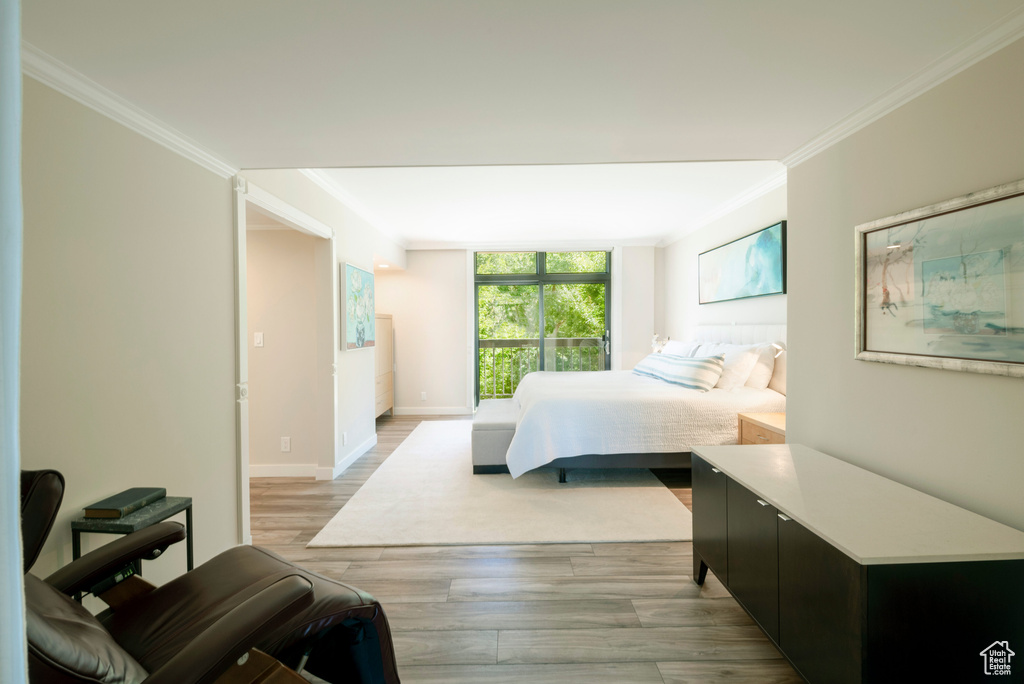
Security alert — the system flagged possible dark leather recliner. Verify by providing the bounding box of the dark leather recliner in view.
[21,469,400,684]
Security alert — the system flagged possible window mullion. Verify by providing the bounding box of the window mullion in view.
[537,281,545,372]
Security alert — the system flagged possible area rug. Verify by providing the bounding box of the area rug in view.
[308,420,692,547]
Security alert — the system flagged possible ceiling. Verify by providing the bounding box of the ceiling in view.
[315,162,783,248]
[22,1,1024,247]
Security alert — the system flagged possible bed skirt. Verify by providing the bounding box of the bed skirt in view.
[473,451,691,475]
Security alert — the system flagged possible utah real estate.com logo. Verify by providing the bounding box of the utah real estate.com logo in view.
[980,641,1014,676]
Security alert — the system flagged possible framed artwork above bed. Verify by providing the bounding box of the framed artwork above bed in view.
[699,221,787,304]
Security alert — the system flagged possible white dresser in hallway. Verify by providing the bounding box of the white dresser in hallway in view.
[375,313,393,417]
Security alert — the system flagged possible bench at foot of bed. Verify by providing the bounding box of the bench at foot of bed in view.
[472,399,516,474]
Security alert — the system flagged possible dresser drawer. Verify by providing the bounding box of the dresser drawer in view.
[742,421,785,445]
[375,390,393,417]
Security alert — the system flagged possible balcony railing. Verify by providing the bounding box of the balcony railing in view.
[478,337,606,399]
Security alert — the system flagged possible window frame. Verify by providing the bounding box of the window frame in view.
[474,251,611,404]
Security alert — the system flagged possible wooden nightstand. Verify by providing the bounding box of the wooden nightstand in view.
[738,412,786,445]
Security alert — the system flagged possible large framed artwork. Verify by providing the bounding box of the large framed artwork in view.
[343,263,375,350]
[699,221,786,304]
[855,178,1024,377]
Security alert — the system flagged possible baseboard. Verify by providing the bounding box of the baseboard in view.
[473,465,510,474]
[316,434,378,480]
[249,463,317,478]
[394,406,473,416]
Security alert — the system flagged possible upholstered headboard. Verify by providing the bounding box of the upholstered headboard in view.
[693,324,787,395]
[693,324,786,346]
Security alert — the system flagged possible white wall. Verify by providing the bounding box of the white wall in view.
[652,247,666,337]
[20,78,238,581]
[375,250,471,414]
[616,246,656,369]
[240,169,406,474]
[246,229,321,475]
[787,37,1024,530]
[660,185,787,341]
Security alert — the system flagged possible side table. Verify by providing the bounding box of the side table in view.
[71,496,194,574]
[737,412,786,445]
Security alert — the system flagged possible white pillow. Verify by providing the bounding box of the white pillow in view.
[633,353,725,392]
[693,343,761,390]
[693,341,737,357]
[744,343,777,390]
[661,340,700,357]
[716,348,761,390]
[768,350,787,396]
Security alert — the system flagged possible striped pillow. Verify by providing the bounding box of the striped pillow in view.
[632,353,725,392]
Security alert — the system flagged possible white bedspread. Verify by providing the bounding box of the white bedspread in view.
[505,371,786,478]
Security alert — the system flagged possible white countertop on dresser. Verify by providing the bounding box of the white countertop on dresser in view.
[692,443,1024,565]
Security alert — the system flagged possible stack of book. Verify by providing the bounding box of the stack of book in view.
[83,487,166,519]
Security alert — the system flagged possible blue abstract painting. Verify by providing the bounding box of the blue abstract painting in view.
[699,222,786,304]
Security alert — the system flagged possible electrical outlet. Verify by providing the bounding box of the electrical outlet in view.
[280,436,291,452]
[342,432,348,446]
[421,391,427,401]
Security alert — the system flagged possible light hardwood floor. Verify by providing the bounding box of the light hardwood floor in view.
[249,415,803,683]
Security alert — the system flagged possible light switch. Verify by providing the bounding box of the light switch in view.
[254,332,264,347]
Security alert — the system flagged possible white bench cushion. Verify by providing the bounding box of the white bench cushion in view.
[473,399,516,429]
[472,399,516,468]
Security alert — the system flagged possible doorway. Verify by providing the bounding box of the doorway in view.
[232,178,337,544]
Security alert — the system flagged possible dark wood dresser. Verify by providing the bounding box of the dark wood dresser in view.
[692,444,1024,683]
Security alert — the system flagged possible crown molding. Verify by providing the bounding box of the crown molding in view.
[299,169,408,248]
[658,169,787,247]
[782,7,1024,168]
[21,42,238,179]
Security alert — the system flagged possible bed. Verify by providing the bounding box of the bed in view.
[471,324,788,479]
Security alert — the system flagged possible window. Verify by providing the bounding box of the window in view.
[475,251,610,401]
